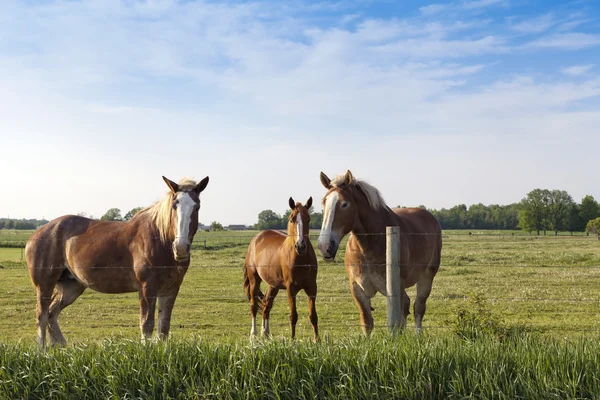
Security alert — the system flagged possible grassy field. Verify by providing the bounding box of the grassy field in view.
[2,229,600,398]
[1,229,600,343]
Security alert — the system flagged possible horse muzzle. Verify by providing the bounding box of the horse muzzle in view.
[173,243,191,263]
[319,240,338,262]
[295,241,307,255]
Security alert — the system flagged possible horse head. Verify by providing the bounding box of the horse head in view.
[162,175,209,262]
[288,196,312,256]
[317,170,359,261]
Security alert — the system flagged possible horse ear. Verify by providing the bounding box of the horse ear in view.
[320,172,331,189]
[305,197,313,210]
[163,176,179,193]
[196,176,209,194]
[344,170,354,185]
[289,197,296,210]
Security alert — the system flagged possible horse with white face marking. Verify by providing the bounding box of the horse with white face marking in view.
[318,170,442,335]
[26,175,209,347]
[243,197,319,342]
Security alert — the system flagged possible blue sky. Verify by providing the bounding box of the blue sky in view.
[1,0,599,225]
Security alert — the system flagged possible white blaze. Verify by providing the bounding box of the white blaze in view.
[318,192,339,254]
[174,192,196,257]
[296,212,304,245]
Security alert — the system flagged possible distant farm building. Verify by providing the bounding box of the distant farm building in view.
[226,225,248,230]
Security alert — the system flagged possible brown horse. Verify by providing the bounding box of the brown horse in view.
[317,170,441,335]
[243,197,319,342]
[26,176,209,347]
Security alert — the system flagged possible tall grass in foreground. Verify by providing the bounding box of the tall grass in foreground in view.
[2,334,600,399]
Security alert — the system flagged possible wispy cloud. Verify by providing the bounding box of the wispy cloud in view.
[461,0,507,10]
[525,32,600,50]
[561,64,595,76]
[510,13,556,34]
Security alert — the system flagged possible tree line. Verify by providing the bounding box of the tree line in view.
[251,190,599,235]
[0,218,49,230]
[3,190,599,236]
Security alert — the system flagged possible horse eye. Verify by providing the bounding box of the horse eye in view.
[341,201,349,209]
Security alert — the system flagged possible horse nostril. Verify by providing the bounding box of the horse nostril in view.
[186,244,190,253]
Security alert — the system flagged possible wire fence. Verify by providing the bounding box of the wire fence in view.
[1,231,599,338]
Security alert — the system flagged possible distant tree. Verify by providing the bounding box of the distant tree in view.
[579,195,600,231]
[518,189,550,235]
[309,211,323,229]
[568,203,582,233]
[256,209,283,230]
[123,207,144,221]
[586,218,600,240]
[100,208,123,221]
[281,209,292,228]
[546,190,574,235]
[210,221,224,231]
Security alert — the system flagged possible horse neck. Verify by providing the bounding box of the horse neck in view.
[351,200,395,256]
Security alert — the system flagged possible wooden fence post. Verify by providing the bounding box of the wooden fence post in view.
[386,226,401,332]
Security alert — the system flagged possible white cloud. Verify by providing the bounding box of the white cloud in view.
[525,33,600,50]
[510,13,556,34]
[561,64,595,76]
[461,0,507,10]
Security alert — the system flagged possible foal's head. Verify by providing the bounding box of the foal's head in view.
[317,170,361,261]
[288,197,312,256]
[162,175,209,262]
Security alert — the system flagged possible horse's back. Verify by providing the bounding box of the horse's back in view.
[392,207,442,274]
[245,230,287,286]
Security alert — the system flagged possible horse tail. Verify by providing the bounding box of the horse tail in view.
[243,260,264,309]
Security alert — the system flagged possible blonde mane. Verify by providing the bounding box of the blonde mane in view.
[331,175,387,210]
[136,178,199,243]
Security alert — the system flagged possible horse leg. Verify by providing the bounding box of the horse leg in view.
[35,285,54,348]
[286,286,299,340]
[249,276,262,338]
[157,290,179,340]
[414,277,434,333]
[138,285,158,341]
[48,279,86,346]
[261,286,279,337]
[350,281,374,336]
[401,289,410,330]
[305,284,319,343]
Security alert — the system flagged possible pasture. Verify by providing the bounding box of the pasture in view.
[1,229,599,341]
[2,229,600,398]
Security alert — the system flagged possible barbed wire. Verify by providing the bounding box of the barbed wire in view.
[3,294,600,302]
[6,263,600,270]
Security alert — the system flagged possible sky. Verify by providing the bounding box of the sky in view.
[1,0,599,226]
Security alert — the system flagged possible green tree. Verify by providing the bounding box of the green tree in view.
[585,217,600,240]
[124,207,144,221]
[256,209,283,230]
[309,211,323,229]
[100,208,123,221]
[546,190,574,235]
[518,189,550,235]
[210,221,224,231]
[281,209,292,228]
[579,195,600,232]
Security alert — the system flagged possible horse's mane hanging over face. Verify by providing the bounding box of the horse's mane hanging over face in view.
[137,177,200,243]
[329,174,387,211]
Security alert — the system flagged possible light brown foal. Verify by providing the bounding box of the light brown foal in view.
[243,197,319,342]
